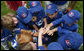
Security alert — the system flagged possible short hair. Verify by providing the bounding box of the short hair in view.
[17,29,33,50]
[1,13,16,30]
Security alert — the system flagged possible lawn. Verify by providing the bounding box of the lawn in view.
[1,1,83,50]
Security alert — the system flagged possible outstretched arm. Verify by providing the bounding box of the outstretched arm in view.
[33,24,39,32]
[38,28,45,50]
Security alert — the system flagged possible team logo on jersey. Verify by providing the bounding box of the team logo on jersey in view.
[47,5,51,9]
[22,13,27,18]
[65,40,71,46]
[32,16,37,22]
[68,12,74,17]
[32,2,37,7]
[36,19,43,26]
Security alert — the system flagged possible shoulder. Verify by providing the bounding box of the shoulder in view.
[73,24,78,28]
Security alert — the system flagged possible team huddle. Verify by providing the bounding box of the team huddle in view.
[1,1,83,50]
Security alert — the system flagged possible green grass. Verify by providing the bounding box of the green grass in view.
[1,1,83,50]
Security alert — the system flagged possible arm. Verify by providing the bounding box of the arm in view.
[43,18,63,34]
[57,27,72,37]
[43,18,48,28]
[47,27,57,36]
[51,18,63,26]
[33,24,39,32]
[72,24,78,32]
[38,28,45,50]
[33,32,38,37]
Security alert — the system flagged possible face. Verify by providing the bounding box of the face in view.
[47,12,58,19]
[29,42,37,50]
[12,17,18,26]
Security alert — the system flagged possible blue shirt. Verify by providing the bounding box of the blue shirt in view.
[57,32,83,50]
[1,27,13,42]
[50,1,68,5]
[16,20,29,30]
[57,27,73,37]
[52,18,78,32]
[47,11,63,24]
[14,19,30,34]
[28,8,46,28]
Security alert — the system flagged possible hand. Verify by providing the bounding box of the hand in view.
[43,25,50,35]
[47,30,54,36]
[39,28,44,35]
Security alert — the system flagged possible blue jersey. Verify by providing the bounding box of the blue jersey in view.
[28,8,46,28]
[57,32,83,50]
[13,18,30,34]
[47,11,63,24]
[57,27,73,37]
[16,19,29,30]
[1,27,13,42]
[52,18,78,32]
[50,1,68,5]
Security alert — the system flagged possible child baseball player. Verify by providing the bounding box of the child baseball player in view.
[39,3,63,46]
[27,1,47,32]
[43,10,81,37]
[57,32,83,50]
[1,20,13,50]
[16,6,38,44]
[46,4,63,27]
[1,13,30,31]
[1,13,38,46]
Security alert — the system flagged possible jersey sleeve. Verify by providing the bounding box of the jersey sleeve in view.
[51,18,64,26]
[57,26,72,37]
[58,11,63,18]
[38,46,45,50]
[72,24,78,32]
[41,8,46,18]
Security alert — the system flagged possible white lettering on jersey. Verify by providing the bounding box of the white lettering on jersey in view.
[36,19,43,26]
